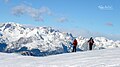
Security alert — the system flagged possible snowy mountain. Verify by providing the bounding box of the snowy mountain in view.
[0,48,120,67]
[76,36,120,51]
[0,22,120,56]
[0,22,74,56]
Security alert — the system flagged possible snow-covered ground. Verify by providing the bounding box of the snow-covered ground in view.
[0,48,120,67]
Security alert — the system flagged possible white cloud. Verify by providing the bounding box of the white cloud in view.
[4,0,10,3]
[12,4,52,22]
[105,22,113,27]
[12,5,26,16]
[22,1,32,6]
[23,24,36,28]
[11,3,69,23]
[98,5,113,10]
[57,17,68,22]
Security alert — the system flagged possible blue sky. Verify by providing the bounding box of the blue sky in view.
[0,0,120,40]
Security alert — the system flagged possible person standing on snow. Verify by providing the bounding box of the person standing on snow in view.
[88,37,94,50]
[72,39,78,52]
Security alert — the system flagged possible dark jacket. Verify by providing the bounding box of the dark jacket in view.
[88,39,94,45]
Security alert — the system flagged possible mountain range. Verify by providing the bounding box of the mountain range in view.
[0,22,120,56]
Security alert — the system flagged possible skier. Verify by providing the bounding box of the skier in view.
[88,37,94,50]
[72,39,78,52]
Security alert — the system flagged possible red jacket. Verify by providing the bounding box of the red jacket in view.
[73,39,77,46]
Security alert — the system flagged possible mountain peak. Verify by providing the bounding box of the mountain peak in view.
[0,22,22,27]
[0,22,26,31]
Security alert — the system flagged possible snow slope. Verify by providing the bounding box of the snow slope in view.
[0,48,120,67]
